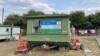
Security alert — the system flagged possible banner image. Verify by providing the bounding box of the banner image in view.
[40,20,61,34]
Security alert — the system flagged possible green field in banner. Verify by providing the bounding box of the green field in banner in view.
[41,29,61,34]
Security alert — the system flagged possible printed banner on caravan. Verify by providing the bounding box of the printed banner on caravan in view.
[40,20,61,33]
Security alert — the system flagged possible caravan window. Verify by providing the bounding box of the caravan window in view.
[6,28,9,32]
[33,20,40,33]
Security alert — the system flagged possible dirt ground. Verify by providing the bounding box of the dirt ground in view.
[77,36,100,56]
[0,36,99,56]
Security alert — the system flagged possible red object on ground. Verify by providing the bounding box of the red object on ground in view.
[71,39,80,45]
[16,41,29,51]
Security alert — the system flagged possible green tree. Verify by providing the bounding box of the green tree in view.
[85,14,95,26]
[4,14,16,25]
[69,11,88,28]
[24,9,45,16]
[86,12,100,28]
[93,12,100,26]
[4,10,45,29]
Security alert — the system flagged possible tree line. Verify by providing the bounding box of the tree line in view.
[3,10,100,30]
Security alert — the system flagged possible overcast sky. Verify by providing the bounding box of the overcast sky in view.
[0,0,100,24]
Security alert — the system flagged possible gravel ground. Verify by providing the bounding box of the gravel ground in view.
[0,41,84,56]
[0,36,99,56]
[77,36,100,56]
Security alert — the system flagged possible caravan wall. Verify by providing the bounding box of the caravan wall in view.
[0,26,20,40]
